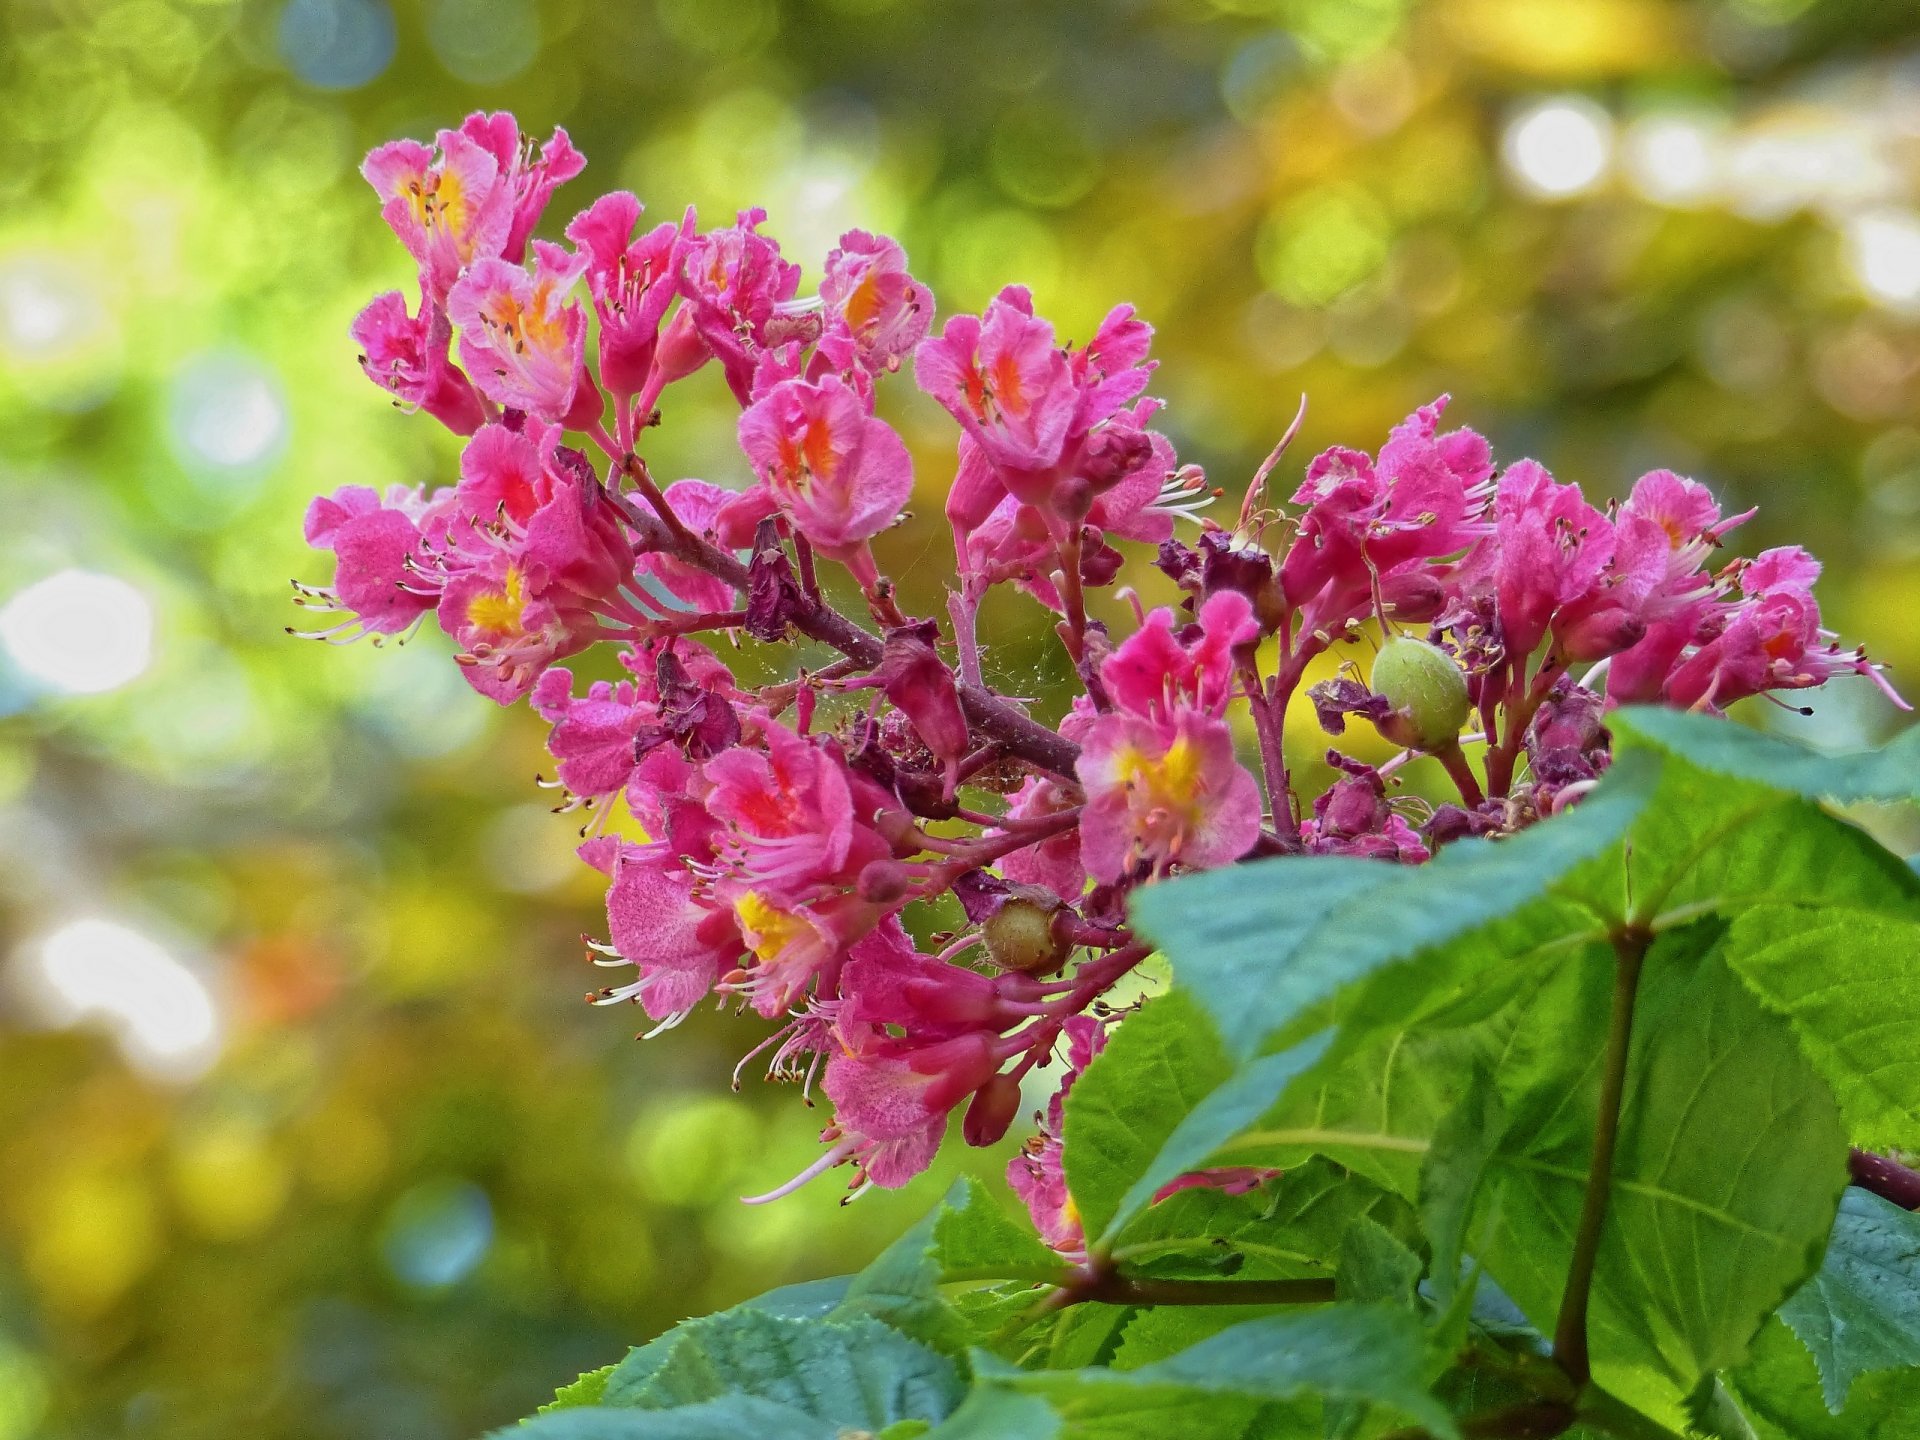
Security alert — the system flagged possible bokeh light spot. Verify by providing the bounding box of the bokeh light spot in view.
[1622,111,1722,207]
[1502,96,1613,199]
[1256,188,1392,308]
[23,919,219,1079]
[427,0,540,85]
[0,570,154,696]
[0,1342,50,1440]
[168,351,289,475]
[380,1179,494,1289]
[278,0,396,90]
[1845,209,1920,314]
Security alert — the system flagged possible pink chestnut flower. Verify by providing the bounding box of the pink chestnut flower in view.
[447,244,601,429]
[1664,547,1909,713]
[565,192,696,399]
[349,291,486,436]
[1478,458,1615,661]
[601,847,743,1024]
[457,111,586,267]
[819,230,933,374]
[301,483,448,637]
[915,284,1078,477]
[1102,591,1260,725]
[1077,707,1264,883]
[361,125,512,302]
[1279,398,1493,634]
[679,208,803,405]
[736,374,914,568]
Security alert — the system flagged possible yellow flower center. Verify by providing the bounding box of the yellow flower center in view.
[466,567,526,638]
[732,890,810,965]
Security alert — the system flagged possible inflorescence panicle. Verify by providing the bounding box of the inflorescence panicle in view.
[299,110,1907,1242]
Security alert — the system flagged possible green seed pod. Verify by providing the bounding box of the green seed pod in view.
[982,886,1071,976]
[1369,636,1471,752]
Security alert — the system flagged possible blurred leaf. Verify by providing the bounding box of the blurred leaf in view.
[1778,1189,1920,1412]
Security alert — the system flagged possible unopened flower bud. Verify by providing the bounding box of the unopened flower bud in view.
[1554,605,1646,664]
[1379,570,1446,625]
[857,859,914,904]
[982,885,1071,976]
[1370,636,1470,752]
[963,1072,1023,1147]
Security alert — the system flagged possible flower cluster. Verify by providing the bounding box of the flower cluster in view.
[301,113,1905,1225]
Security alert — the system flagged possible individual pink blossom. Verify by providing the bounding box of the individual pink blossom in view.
[301,484,447,636]
[1009,1015,1107,1257]
[1663,547,1908,712]
[565,192,694,398]
[679,208,803,404]
[915,285,1078,475]
[1101,592,1259,724]
[457,112,586,266]
[997,775,1087,900]
[601,847,742,1022]
[362,127,512,302]
[1476,458,1615,660]
[447,244,599,428]
[736,375,914,558]
[819,1033,1001,1190]
[531,668,653,800]
[1279,398,1493,631]
[819,230,933,374]
[349,291,486,435]
[1078,708,1263,882]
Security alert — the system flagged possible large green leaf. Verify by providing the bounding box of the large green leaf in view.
[1778,1188,1920,1411]
[1614,782,1918,929]
[1419,1068,1507,1310]
[612,1309,961,1428]
[1478,925,1849,1392]
[978,1303,1461,1439]
[1109,1158,1414,1282]
[600,1275,855,1405]
[1730,1316,1920,1439]
[501,1395,841,1439]
[934,1176,1065,1282]
[1061,990,1331,1248]
[1610,707,1920,804]
[1128,749,1657,1060]
[1726,906,1920,1150]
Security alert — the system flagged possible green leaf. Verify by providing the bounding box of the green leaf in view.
[539,1365,615,1413]
[1062,990,1234,1245]
[502,1396,839,1439]
[1419,1068,1507,1310]
[934,1175,1065,1282]
[1731,1316,1920,1438]
[600,1275,855,1406]
[833,1183,973,1354]
[1108,1305,1285,1371]
[922,1387,1060,1438]
[1567,755,1920,929]
[615,1310,961,1429]
[1479,925,1849,1392]
[1336,1215,1422,1306]
[1725,906,1920,1150]
[1110,1158,1414,1282]
[979,1303,1461,1439]
[1778,1188,1920,1411]
[1684,1376,1761,1440]
[1129,749,1656,1061]
[1610,706,1920,804]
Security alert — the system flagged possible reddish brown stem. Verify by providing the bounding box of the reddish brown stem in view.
[1850,1149,1920,1210]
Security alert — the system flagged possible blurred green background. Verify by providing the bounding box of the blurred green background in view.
[2,0,1919,1434]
